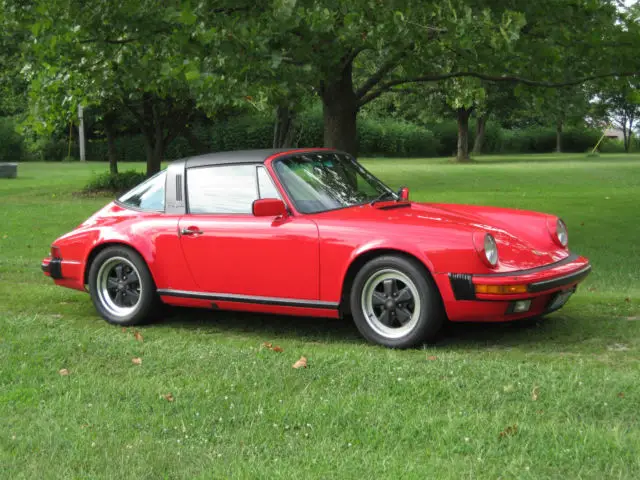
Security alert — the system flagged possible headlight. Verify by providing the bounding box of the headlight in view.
[547,217,568,248]
[556,219,568,247]
[473,232,499,268]
[484,234,499,266]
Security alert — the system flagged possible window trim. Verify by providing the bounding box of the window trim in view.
[115,170,167,213]
[185,162,263,216]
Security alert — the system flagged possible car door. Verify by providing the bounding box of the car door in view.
[178,163,320,301]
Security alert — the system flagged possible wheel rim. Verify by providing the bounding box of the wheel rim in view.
[361,268,422,339]
[96,256,142,318]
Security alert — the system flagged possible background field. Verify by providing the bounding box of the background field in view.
[1,154,639,479]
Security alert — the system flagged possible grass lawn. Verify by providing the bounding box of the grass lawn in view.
[1,153,639,479]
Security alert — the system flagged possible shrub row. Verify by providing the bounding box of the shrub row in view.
[0,114,633,162]
[83,170,147,193]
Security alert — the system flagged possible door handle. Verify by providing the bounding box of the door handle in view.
[180,227,204,236]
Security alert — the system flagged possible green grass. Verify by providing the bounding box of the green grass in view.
[1,154,639,479]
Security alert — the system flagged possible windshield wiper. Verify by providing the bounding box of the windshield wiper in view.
[370,190,396,206]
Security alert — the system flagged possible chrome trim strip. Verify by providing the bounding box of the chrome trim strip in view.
[157,289,339,309]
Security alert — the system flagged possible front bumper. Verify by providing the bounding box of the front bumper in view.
[439,253,591,322]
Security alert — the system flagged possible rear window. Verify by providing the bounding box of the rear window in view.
[118,171,166,212]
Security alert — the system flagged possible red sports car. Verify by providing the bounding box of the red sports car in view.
[42,148,591,348]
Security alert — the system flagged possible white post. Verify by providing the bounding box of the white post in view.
[78,104,86,161]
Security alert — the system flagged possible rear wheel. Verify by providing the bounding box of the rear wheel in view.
[88,246,159,326]
[350,255,445,348]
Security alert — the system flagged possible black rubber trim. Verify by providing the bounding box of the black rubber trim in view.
[476,253,580,278]
[157,289,339,310]
[449,273,475,300]
[528,265,591,293]
[376,202,411,210]
[42,258,63,279]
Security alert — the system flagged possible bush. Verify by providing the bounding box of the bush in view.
[0,117,25,162]
[501,127,601,154]
[84,170,146,194]
[598,138,626,153]
[358,119,440,157]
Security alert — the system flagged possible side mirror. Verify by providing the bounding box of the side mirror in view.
[252,198,288,217]
[399,187,409,201]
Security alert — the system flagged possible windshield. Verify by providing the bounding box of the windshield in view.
[273,152,394,214]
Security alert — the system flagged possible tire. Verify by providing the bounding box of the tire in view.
[88,246,159,326]
[349,255,445,348]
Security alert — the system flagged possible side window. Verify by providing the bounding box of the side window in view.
[257,167,281,199]
[118,171,166,211]
[187,165,258,214]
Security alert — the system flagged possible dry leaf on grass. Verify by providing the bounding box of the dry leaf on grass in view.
[499,424,518,439]
[59,368,70,376]
[134,331,143,342]
[531,386,540,401]
[163,393,175,402]
[617,392,625,398]
[121,327,127,333]
[131,357,142,365]
[262,342,283,352]
[625,297,630,303]
[292,356,308,369]
[426,355,438,361]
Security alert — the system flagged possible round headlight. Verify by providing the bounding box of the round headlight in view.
[556,219,568,247]
[484,234,499,266]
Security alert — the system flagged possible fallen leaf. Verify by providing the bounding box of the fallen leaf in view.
[163,393,175,402]
[499,424,518,439]
[134,331,143,342]
[59,368,70,376]
[531,386,539,401]
[292,356,308,369]
[580,222,585,226]
[427,355,438,361]
[131,357,142,365]
[624,297,630,303]
[262,342,273,349]
[617,392,625,398]
[121,327,127,333]
[272,346,284,353]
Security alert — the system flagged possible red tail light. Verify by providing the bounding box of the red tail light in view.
[51,246,61,258]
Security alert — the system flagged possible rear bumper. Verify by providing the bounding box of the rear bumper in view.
[41,256,85,291]
[436,253,591,322]
[41,257,63,279]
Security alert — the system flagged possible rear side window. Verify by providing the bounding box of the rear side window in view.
[118,171,166,211]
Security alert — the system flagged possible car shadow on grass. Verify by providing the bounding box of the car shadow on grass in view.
[156,307,364,345]
[154,306,579,350]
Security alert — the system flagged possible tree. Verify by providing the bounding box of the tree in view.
[597,79,640,152]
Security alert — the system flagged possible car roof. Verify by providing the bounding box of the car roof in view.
[177,148,334,169]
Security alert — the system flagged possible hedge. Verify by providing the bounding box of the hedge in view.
[2,113,628,162]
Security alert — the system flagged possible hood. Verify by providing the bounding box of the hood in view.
[312,201,569,272]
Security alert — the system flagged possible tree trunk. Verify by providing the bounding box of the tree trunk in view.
[555,120,563,153]
[321,61,359,156]
[103,115,118,175]
[140,94,163,177]
[472,115,487,155]
[456,108,472,162]
[273,105,296,148]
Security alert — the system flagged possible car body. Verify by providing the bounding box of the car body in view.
[42,148,591,347]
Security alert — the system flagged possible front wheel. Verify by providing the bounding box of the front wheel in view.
[88,246,159,326]
[350,255,445,348]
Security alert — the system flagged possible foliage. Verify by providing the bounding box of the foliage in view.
[83,170,146,194]
[0,117,25,162]
[501,127,600,154]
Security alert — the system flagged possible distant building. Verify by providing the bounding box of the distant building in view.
[604,128,625,141]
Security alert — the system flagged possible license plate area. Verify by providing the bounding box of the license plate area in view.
[546,287,576,312]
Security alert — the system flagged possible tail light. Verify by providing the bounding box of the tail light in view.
[51,246,61,258]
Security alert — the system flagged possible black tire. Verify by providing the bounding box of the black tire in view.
[88,246,160,326]
[349,255,445,348]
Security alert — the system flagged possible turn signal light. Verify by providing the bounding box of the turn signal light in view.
[475,284,528,295]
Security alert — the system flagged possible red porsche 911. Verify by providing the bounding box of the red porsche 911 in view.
[42,148,591,348]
